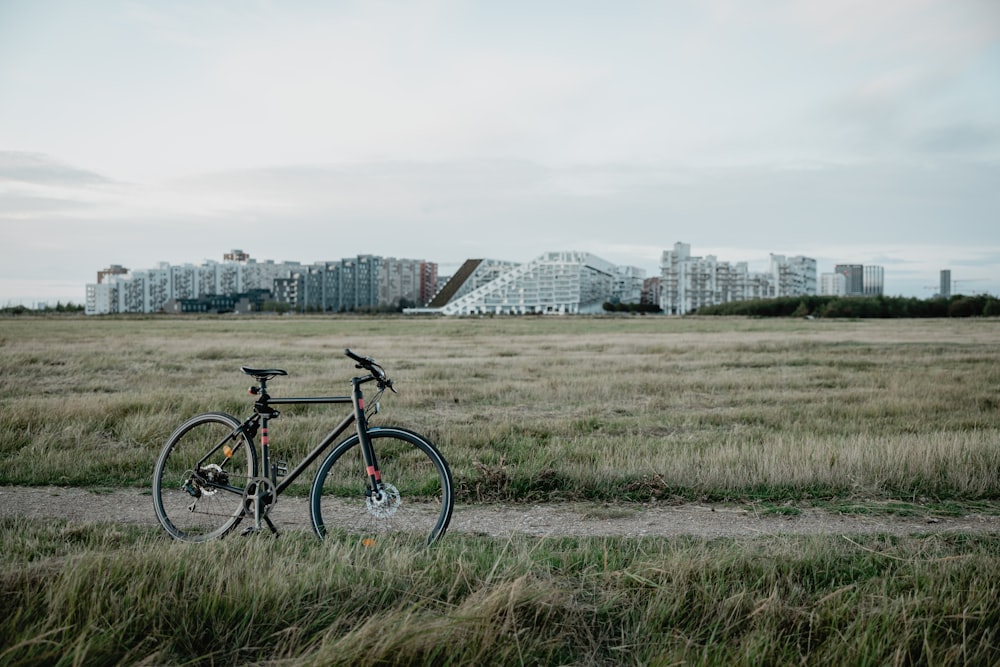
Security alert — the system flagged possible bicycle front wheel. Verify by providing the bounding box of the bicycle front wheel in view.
[310,427,454,545]
[152,412,258,542]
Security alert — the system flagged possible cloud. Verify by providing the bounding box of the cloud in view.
[1,1,998,304]
[0,193,98,217]
[0,152,119,221]
[916,122,1000,156]
[0,151,110,186]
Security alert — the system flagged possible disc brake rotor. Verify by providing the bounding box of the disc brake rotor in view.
[366,483,401,518]
[198,464,225,496]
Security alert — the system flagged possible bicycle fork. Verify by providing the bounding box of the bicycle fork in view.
[352,378,390,510]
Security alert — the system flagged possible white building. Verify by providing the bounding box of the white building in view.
[863,265,885,296]
[85,282,115,315]
[85,252,297,315]
[427,259,521,308]
[612,265,647,304]
[85,251,433,314]
[660,242,817,315]
[423,251,619,315]
[819,272,848,296]
[770,254,817,296]
[660,243,733,315]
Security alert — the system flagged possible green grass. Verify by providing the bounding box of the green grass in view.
[2,315,999,504]
[3,315,999,665]
[2,517,998,666]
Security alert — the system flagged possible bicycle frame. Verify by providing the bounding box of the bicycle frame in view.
[236,374,383,498]
[154,348,453,544]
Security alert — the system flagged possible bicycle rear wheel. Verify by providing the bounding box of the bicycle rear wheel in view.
[152,413,258,542]
[310,427,454,545]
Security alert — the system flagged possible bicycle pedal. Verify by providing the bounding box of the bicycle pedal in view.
[273,461,288,477]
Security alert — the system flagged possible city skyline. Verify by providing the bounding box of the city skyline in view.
[2,1,998,306]
[4,236,994,309]
[82,244,889,315]
[82,246,836,316]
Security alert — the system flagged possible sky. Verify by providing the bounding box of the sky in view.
[1,0,998,306]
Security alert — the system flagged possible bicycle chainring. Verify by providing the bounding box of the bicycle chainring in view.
[242,477,277,517]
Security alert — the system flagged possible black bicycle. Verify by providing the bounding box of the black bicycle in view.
[152,349,453,544]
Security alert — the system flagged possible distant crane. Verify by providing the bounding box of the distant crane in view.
[923,278,988,297]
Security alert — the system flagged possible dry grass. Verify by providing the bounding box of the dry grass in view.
[1,315,998,502]
[1,518,998,666]
[2,315,999,665]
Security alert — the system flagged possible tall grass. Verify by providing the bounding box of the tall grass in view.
[3,316,999,665]
[1,316,999,503]
[1,517,997,666]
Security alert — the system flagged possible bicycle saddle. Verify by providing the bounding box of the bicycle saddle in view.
[240,367,288,380]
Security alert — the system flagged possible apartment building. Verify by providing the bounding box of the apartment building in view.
[819,272,848,296]
[84,245,871,317]
[660,243,816,314]
[939,269,952,298]
[252,255,436,313]
[863,265,885,296]
[426,259,521,308]
[86,252,435,314]
[770,254,817,296]
[835,264,864,296]
[832,263,884,296]
[87,255,294,314]
[612,265,647,304]
[425,251,623,315]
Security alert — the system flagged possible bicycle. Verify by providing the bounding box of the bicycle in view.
[152,349,454,545]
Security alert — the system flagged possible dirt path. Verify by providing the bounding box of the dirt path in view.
[4,486,999,539]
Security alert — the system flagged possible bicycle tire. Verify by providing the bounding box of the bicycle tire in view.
[310,427,454,545]
[152,412,258,542]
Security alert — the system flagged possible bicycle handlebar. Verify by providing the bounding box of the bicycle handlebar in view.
[344,348,394,391]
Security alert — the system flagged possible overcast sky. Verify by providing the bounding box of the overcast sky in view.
[1,0,998,306]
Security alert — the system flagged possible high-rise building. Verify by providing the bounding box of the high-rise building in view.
[380,258,437,309]
[86,251,440,314]
[276,255,435,312]
[641,277,662,306]
[940,269,952,298]
[612,265,646,304]
[833,263,884,296]
[660,243,815,314]
[660,243,733,315]
[770,254,817,296]
[835,264,864,296]
[819,272,847,296]
[863,265,884,296]
[86,251,298,314]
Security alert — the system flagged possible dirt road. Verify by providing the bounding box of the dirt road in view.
[3,485,998,539]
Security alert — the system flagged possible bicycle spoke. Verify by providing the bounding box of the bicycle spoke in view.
[310,428,453,545]
[153,414,257,542]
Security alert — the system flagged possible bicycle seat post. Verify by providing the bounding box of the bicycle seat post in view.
[244,369,284,533]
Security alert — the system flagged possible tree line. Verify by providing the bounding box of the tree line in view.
[695,294,1000,318]
[1,302,85,315]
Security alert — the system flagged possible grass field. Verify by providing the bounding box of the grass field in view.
[1,314,999,665]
